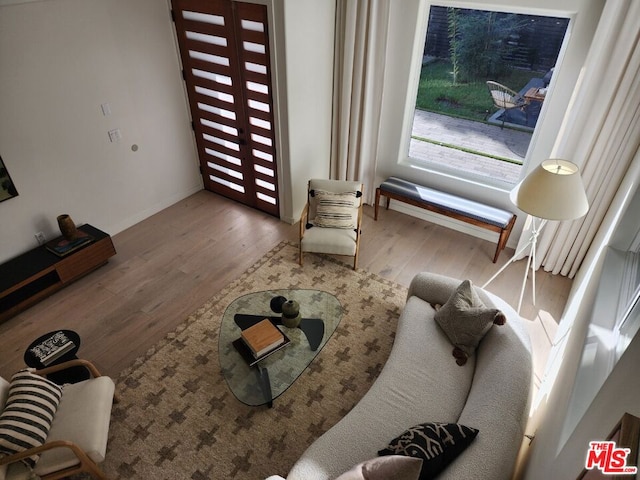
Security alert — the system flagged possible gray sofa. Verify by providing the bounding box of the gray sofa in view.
[267,272,532,480]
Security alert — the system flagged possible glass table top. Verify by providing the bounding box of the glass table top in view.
[219,289,342,407]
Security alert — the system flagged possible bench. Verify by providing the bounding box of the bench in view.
[375,177,516,263]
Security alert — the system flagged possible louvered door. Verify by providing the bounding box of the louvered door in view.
[172,0,279,217]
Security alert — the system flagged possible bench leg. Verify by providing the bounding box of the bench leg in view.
[493,214,517,263]
[374,188,381,221]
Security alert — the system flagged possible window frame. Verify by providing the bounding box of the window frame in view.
[399,1,574,191]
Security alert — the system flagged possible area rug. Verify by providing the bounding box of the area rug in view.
[101,241,407,480]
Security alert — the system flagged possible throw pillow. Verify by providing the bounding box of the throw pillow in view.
[0,369,63,468]
[434,279,506,365]
[335,455,423,480]
[312,190,359,229]
[378,422,478,479]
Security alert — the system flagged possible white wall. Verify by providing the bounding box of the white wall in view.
[274,0,335,224]
[522,147,640,479]
[376,0,604,247]
[0,0,201,263]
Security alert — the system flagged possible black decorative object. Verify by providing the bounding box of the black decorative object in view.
[270,295,287,314]
[0,155,18,203]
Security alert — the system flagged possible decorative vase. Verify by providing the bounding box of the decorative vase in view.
[270,295,287,314]
[57,214,78,240]
[281,299,301,328]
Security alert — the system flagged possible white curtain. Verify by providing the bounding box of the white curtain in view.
[330,0,389,205]
[535,0,640,277]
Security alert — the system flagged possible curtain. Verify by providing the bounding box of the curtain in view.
[535,0,640,277]
[330,0,389,205]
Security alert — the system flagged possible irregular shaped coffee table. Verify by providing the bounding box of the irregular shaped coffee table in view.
[219,289,342,407]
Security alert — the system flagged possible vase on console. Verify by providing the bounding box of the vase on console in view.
[57,214,78,240]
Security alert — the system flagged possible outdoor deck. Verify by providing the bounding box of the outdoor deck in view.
[410,110,533,185]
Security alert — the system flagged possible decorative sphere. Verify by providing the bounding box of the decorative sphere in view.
[270,296,287,313]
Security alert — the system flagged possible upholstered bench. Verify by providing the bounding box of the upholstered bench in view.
[375,177,516,263]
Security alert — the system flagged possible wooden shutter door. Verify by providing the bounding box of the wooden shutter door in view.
[172,0,279,217]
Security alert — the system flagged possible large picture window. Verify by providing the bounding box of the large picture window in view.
[409,6,569,185]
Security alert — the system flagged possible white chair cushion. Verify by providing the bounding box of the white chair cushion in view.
[34,376,115,477]
[301,226,357,256]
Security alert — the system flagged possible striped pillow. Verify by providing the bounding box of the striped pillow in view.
[0,370,63,467]
[313,190,359,229]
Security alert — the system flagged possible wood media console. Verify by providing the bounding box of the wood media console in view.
[0,224,116,323]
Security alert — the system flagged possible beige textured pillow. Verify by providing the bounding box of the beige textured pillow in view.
[312,190,359,229]
[434,279,506,365]
[335,455,423,480]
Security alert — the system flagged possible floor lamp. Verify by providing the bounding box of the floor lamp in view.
[483,159,589,313]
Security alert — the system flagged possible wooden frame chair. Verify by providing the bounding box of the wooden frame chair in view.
[299,179,364,270]
[486,81,528,129]
[0,359,117,480]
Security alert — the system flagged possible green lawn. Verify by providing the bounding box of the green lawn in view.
[415,60,546,122]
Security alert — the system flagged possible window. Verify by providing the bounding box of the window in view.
[408,6,569,185]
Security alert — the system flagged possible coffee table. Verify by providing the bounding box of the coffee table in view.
[219,289,342,407]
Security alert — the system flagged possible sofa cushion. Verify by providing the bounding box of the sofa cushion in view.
[335,455,422,480]
[434,280,505,365]
[0,370,63,468]
[378,422,478,480]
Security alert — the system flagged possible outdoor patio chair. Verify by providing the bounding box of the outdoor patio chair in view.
[299,179,364,270]
[486,81,528,129]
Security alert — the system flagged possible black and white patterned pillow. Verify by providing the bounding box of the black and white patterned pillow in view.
[378,422,478,479]
[312,190,360,229]
[0,369,63,467]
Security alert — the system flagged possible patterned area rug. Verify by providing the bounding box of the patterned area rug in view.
[101,241,407,480]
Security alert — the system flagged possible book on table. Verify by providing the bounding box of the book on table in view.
[45,230,94,257]
[241,319,285,358]
[29,331,75,366]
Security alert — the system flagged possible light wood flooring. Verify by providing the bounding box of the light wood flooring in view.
[0,190,571,390]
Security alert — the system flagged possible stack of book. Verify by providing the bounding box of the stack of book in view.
[241,319,286,358]
[29,331,75,366]
[45,230,94,257]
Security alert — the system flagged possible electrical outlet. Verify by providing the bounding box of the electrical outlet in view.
[35,232,46,245]
[108,128,122,143]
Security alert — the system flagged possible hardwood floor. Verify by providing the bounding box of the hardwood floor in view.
[0,190,571,390]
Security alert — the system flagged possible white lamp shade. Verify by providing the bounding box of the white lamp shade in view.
[510,159,589,221]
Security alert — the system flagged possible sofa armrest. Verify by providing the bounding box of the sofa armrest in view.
[407,272,460,306]
[407,272,497,309]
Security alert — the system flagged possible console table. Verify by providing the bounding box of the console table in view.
[0,224,116,323]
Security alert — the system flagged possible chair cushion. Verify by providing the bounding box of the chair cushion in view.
[312,190,360,229]
[0,370,63,468]
[301,226,358,257]
[434,280,505,366]
[34,376,115,477]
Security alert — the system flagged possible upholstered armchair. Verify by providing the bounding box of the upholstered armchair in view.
[0,359,116,480]
[299,179,364,270]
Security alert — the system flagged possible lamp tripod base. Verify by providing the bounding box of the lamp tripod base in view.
[482,218,547,314]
